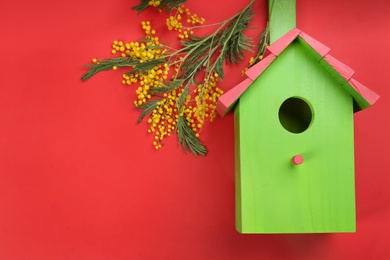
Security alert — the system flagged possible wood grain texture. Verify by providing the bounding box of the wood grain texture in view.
[318,55,379,111]
[218,29,379,115]
[299,31,330,59]
[245,54,277,80]
[268,0,296,43]
[323,54,355,81]
[220,0,378,119]
[235,41,356,233]
[267,28,301,56]
[348,78,380,107]
[216,78,253,117]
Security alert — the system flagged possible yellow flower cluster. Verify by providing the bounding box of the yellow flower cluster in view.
[147,72,222,149]
[105,20,222,151]
[166,4,205,39]
[111,21,160,58]
[108,21,169,108]
[107,22,176,149]
[193,73,223,125]
[187,13,205,26]
[166,15,183,31]
[148,0,160,7]
[242,55,264,75]
[132,64,170,107]
[147,90,180,150]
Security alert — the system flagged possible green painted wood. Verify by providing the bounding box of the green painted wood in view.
[234,40,356,233]
[269,0,296,44]
[318,58,370,109]
[319,58,349,86]
[234,105,242,232]
[296,36,324,61]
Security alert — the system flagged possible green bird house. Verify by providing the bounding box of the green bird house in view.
[217,0,379,233]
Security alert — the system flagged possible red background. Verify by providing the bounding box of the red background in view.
[1,0,389,259]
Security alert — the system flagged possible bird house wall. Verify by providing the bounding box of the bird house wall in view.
[235,40,356,233]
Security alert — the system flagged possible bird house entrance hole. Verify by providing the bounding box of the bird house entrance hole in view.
[278,97,312,134]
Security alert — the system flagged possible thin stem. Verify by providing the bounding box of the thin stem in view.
[209,0,255,73]
[169,0,255,80]
[182,21,224,30]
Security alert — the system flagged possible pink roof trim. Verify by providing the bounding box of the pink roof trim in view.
[245,54,276,81]
[323,54,355,81]
[217,28,379,117]
[267,28,301,56]
[299,31,330,58]
[349,78,380,106]
[216,78,253,117]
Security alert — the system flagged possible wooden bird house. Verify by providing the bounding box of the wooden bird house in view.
[217,0,379,233]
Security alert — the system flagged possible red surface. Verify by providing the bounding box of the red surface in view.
[0,0,389,259]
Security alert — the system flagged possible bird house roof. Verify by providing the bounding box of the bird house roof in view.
[216,28,380,117]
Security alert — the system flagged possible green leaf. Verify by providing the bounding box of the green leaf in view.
[173,83,206,156]
[136,98,163,124]
[249,23,270,68]
[91,0,259,157]
[125,58,167,75]
[81,57,140,81]
[176,116,207,156]
[132,0,150,14]
[82,57,167,81]
[149,79,184,95]
[219,3,254,65]
[132,0,189,14]
[215,58,224,79]
[159,0,188,11]
[177,83,190,108]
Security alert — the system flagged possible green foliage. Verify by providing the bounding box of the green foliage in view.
[135,0,256,156]
[126,58,167,75]
[176,0,255,82]
[249,23,270,68]
[176,116,207,156]
[212,0,255,79]
[149,79,185,95]
[179,36,218,81]
[219,3,254,65]
[132,0,188,14]
[82,58,138,81]
[177,83,190,111]
[136,98,163,124]
[81,57,166,81]
[159,0,188,10]
[132,0,150,14]
[82,0,263,157]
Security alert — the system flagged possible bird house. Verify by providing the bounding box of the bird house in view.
[217,0,379,233]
